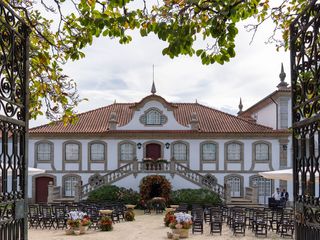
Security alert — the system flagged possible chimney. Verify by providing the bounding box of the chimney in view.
[190,112,199,130]
[108,111,117,130]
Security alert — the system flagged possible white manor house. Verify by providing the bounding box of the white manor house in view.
[28,65,292,205]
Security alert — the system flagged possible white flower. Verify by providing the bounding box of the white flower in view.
[68,211,87,220]
[174,212,192,223]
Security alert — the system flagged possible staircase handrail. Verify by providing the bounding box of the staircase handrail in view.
[80,161,134,198]
[174,162,225,200]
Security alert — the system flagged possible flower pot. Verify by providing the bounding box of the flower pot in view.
[74,229,81,235]
[65,228,74,235]
[172,228,189,238]
[80,225,88,234]
[101,224,112,231]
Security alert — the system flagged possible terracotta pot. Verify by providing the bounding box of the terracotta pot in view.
[172,228,189,238]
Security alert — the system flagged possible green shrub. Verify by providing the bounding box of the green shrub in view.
[87,185,140,205]
[169,188,222,208]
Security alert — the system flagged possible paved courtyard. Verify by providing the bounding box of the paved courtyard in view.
[29,210,281,240]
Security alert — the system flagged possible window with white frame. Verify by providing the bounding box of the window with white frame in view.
[250,175,272,198]
[65,143,79,161]
[227,143,241,161]
[146,109,161,125]
[63,176,79,197]
[255,143,269,161]
[120,143,134,161]
[90,143,105,161]
[226,176,241,197]
[173,143,187,161]
[201,143,216,161]
[37,142,52,161]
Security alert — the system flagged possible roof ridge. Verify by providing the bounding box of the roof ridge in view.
[189,102,274,130]
[30,103,133,130]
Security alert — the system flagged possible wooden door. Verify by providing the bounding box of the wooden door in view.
[35,176,53,203]
[146,143,161,160]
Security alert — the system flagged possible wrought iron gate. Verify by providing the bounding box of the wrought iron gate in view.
[0,1,30,239]
[291,0,320,239]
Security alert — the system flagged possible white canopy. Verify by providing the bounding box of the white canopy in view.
[0,166,46,176]
[259,168,293,181]
[259,168,319,182]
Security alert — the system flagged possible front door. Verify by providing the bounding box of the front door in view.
[35,177,54,203]
[146,143,161,160]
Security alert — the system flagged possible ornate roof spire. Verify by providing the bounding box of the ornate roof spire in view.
[238,98,243,115]
[277,63,288,89]
[151,64,156,94]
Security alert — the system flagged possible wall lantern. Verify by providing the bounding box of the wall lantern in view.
[137,143,142,149]
[165,142,170,149]
[283,145,287,151]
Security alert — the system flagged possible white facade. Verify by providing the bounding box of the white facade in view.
[28,83,292,204]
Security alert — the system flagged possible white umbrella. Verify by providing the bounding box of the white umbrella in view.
[0,165,46,176]
[259,168,293,181]
[259,168,319,182]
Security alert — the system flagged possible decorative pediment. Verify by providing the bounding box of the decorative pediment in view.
[130,94,177,111]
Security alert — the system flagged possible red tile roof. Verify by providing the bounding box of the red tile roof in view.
[30,100,288,136]
[239,88,291,117]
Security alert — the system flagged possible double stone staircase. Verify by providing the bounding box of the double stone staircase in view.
[79,160,225,201]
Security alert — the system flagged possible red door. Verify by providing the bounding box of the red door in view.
[35,176,53,203]
[146,143,161,160]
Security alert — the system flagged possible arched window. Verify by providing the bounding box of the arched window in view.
[120,142,135,161]
[201,142,217,161]
[65,143,80,161]
[90,142,105,161]
[146,109,161,125]
[225,175,242,197]
[36,141,53,162]
[172,142,188,161]
[63,175,80,197]
[227,143,241,161]
[255,143,269,161]
[250,175,273,204]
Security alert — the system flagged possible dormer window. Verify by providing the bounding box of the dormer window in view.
[140,108,167,126]
[147,109,161,125]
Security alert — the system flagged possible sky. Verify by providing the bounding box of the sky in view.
[29,5,291,128]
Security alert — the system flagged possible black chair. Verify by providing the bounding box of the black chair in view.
[232,208,246,236]
[28,205,41,229]
[40,205,54,229]
[279,211,295,238]
[53,205,67,229]
[85,206,100,229]
[192,208,203,234]
[209,208,223,235]
[254,209,268,237]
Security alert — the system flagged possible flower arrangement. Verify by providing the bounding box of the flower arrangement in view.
[67,211,87,229]
[164,211,175,227]
[169,212,193,229]
[124,210,135,221]
[81,216,91,227]
[99,216,113,231]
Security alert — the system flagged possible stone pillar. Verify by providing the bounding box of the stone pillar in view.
[225,183,231,204]
[170,158,175,178]
[74,182,81,203]
[47,181,54,203]
[133,157,138,178]
[251,186,258,204]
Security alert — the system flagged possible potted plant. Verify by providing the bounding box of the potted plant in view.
[80,215,91,233]
[66,211,87,235]
[164,211,175,227]
[99,216,113,231]
[169,212,193,238]
[125,210,135,221]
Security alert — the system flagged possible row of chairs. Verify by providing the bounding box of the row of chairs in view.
[28,202,127,229]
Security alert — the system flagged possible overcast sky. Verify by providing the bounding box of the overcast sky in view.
[29,10,290,128]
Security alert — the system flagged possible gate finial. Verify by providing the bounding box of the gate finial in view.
[277,63,288,89]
